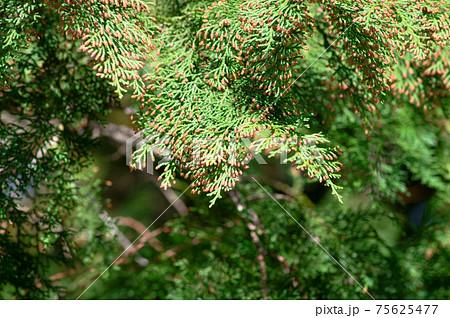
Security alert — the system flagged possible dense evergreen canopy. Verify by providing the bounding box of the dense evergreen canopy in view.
[0,0,449,299]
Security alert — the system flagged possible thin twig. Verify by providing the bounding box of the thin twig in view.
[99,211,150,266]
[247,193,295,202]
[229,191,268,300]
[97,122,189,216]
[49,268,78,281]
[270,253,305,298]
[117,216,164,251]
[230,190,306,297]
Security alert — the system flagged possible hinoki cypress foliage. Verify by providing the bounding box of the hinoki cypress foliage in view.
[127,0,449,204]
[5,1,447,205]
[1,1,120,297]
[1,0,449,298]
